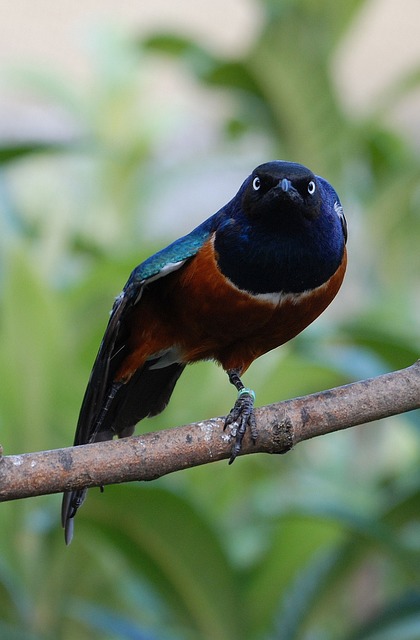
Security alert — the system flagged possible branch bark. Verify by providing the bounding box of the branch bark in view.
[0,361,419,502]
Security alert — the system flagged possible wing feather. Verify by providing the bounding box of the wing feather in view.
[62,216,215,542]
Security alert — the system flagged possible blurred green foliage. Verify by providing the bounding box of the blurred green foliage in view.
[0,0,420,638]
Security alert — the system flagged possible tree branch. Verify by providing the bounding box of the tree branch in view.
[0,361,419,502]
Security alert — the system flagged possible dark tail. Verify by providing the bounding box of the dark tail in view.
[61,361,185,544]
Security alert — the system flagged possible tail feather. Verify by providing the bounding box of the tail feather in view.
[115,361,186,437]
[61,361,185,543]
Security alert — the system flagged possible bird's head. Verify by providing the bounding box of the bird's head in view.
[241,161,346,242]
[214,160,347,294]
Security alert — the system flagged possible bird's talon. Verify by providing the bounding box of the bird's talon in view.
[224,388,257,462]
[223,404,241,430]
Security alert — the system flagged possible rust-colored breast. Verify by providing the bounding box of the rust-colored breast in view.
[117,237,347,380]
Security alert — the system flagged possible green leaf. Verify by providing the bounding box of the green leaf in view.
[79,484,243,639]
[0,142,68,165]
[244,514,345,637]
[342,323,420,372]
[345,592,420,640]
[143,34,218,79]
[271,546,343,640]
[72,601,163,640]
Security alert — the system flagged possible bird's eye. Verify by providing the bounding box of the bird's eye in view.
[252,176,261,191]
[307,180,316,195]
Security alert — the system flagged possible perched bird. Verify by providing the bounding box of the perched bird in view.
[62,160,347,543]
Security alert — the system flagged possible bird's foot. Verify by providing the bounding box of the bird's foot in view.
[224,388,257,464]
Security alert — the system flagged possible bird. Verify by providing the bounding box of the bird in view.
[62,160,347,543]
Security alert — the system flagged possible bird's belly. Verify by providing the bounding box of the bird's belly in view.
[118,240,346,379]
[169,239,347,371]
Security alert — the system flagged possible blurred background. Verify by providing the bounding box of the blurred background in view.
[1,0,420,638]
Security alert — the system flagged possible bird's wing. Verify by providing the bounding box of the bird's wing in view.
[62,218,215,543]
[72,216,215,448]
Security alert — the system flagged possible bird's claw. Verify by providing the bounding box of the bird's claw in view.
[224,390,257,464]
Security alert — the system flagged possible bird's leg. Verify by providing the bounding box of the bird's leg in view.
[224,369,257,464]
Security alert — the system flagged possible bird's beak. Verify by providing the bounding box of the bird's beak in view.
[279,178,291,193]
[275,177,318,217]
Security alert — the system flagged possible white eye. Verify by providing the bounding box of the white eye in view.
[252,176,261,191]
[307,180,316,195]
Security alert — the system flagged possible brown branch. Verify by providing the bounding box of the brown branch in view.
[0,361,419,502]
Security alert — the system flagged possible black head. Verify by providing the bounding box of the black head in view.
[242,161,323,226]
